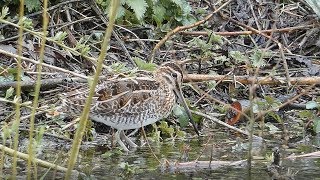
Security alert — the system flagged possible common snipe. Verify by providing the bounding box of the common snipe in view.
[60,62,199,151]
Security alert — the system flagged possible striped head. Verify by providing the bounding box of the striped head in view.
[155,62,184,92]
[156,62,200,135]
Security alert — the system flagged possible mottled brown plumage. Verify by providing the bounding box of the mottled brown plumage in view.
[61,62,198,151]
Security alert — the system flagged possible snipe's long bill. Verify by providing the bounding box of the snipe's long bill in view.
[61,62,199,151]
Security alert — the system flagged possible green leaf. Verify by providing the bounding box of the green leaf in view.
[158,121,174,137]
[102,1,126,19]
[93,32,103,41]
[18,17,34,30]
[298,110,313,119]
[249,49,266,68]
[53,31,68,44]
[160,22,172,32]
[126,0,148,20]
[170,0,184,8]
[35,126,45,143]
[265,96,275,105]
[115,6,126,19]
[133,57,157,71]
[153,5,166,26]
[101,148,123,158]
[267,112,283,123]
[181,15,196,26]
[172,104,189,127]
[229,51,246,63]
[0,6,9,19]
[181,2,192,15]
[25,0,41,12]
[1,123,11,140]
[5,87,14,99]
[209,34,223,45]
[306,101,319,109]
[101,151,113,158]
[109,62,130,73]
[176,128,186,138]
[214,55,228,63]
[75,38,91,56]
[189,37,213,54]
[313,117,320,134]
[206,80,216,89]
[265,122,280,134]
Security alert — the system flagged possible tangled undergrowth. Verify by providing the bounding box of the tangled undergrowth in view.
[0,0,320,179]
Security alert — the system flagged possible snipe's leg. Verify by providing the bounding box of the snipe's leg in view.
[115,130,129,151]
[120,130,138,148]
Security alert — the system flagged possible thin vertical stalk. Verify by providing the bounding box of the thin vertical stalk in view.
[0,140,2,180]
[11,0,24,179]
[0,124,9,179]
[64,0,119,179]
[247,85,255,169]
[26,0,49,179]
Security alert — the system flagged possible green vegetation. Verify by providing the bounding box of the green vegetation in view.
[97,0,196,28]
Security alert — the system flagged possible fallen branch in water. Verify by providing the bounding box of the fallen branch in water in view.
[161,159,247,172]
[286,151,320,159]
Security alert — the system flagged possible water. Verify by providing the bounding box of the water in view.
[74,132,320,179]
[2,130,320,179]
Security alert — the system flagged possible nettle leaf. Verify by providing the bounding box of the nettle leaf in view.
[114,6,126,19]
[209,34,223,45]
[206,80,216,89]
[189,37,212,52]
[181,15,197,26]
[170,0,184,8]
[126,0,148,20]
[153,5,166,26]
[133,57,156,71]
[25,0,41,12]
[229,51,246,63]
[174,0,191,14]
[100,0,125,19]
[160,22,172,32]
[181,2,192,15]
[249,49,267,68]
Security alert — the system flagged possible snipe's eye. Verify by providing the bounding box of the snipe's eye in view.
[171,73,178,78]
